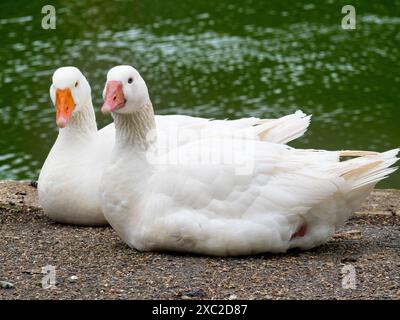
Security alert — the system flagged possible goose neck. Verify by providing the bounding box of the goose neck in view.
[113,103,157,151]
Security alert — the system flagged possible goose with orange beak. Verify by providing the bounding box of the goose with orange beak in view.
[38,67,113,226]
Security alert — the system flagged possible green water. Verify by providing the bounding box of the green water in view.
[0,0,399,188]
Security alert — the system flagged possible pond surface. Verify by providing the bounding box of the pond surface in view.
[0,0,399,187]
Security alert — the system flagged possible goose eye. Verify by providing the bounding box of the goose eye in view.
[128,78,133,84]
[74,81,79,87]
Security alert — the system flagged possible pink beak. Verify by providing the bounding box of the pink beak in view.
[101,81,126,114]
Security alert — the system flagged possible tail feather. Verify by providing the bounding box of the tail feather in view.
[351,167,398,189]
[339,150,379,157]
[339,148,399,190]
[255,110,311,144]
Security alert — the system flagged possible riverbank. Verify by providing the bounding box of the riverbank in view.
[0,180,399,299]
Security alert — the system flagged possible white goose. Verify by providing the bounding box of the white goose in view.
[38,67,112,225]
[100,65,399,256]
[38,66,311,226]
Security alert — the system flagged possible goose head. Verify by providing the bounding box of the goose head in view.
[101,65,150,114]
[50,66,91,128]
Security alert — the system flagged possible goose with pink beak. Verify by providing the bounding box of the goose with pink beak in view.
[99,65,399,256]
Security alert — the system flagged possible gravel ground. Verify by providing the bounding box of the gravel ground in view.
[0,180,399,300]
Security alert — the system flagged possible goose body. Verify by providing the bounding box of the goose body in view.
[38,67,310,226]
[100,65,399,255]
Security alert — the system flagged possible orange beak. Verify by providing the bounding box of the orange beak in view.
[55,88,75,128]
[101,81,126,114]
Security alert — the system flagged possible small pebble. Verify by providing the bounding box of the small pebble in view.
[228,294,237,300]
[68,276,79,283]
[0,281,14,289]
[180,288,205,299]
